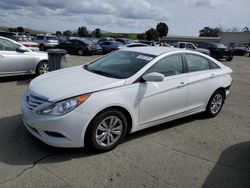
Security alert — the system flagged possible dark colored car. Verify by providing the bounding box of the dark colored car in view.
[198,42,233,61]
[56,38,101,55]
[115,38,133,45]
[232,44,247,56]
[101,41,123,54]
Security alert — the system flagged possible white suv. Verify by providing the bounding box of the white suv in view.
[33,35,59,51]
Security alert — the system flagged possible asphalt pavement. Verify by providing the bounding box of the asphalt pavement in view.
[0,55,249,188]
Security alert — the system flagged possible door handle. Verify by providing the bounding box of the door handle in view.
[0,54,4,58]
[210,73,215,78]
[178,82,186,88]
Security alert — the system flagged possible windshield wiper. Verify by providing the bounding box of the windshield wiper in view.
[89,69,116,78]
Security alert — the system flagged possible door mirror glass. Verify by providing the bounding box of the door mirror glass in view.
[16,46,28,53]
[142,72,165,82]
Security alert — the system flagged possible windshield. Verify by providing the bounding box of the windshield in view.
[214,43,227,48]
[84,51,156,79]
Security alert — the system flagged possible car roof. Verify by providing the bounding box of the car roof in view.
[121,47,181,56]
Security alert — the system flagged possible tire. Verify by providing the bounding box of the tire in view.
[226,56,233,61]
[39,44,45,51]
[78,49,84,56]
[86,109,128,151]
[36,61,49,76]
[205,90,225,118]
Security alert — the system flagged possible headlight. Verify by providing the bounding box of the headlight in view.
[37,94,91,116]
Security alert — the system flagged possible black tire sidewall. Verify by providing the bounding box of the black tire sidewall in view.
[206,90,225,117]
[87,110,128,151]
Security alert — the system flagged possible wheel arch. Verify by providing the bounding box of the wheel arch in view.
[84,105,133,145]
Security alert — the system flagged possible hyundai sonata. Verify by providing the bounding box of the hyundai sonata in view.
[21,47,232,151]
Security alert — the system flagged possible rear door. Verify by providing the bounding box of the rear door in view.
[184,53,221,111]
[0,38,34,75]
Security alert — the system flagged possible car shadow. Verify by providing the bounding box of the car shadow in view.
[0,113,206,166]
[202,142,250,188]
[0,75,34,84]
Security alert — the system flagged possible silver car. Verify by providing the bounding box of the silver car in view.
[0,36,48,77]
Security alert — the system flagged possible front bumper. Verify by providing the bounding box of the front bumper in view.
[21,100,92,148]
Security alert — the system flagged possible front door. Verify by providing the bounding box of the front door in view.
[139,54,188,126]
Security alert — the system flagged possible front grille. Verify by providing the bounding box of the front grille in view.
[25,93,47,111]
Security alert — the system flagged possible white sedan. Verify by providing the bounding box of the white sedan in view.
[21,47,232,151]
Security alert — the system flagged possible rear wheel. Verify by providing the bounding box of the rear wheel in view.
[205,90,225,117]
[86,110,127,151]
[78,49,84,56]
[36,61,49,76]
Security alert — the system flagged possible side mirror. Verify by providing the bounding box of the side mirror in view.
[16,46,28,53]
[142,72,165,82]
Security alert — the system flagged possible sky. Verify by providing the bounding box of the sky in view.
[0,0,249,36]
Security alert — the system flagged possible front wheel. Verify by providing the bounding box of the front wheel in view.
[86,110,127,151]
[205,90,225,117]
[36,61,49,76]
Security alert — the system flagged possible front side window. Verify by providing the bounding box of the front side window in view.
[186,54,210,72]
[146,54,183,77]
[85,51,156,79]
[0,38,20,51]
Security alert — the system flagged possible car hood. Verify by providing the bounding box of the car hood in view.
[28,66,125,102]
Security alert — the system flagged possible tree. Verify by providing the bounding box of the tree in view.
[145,28,159,41]
[137,33,146,40]
[17,27,24,33]
[92,28,101,38]
[156,22,169,38]
[63,30,72,37]
[199,27,221,37]
[78,26,88,37]
[56,31,62,36]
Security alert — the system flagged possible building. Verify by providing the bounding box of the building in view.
[162,35,220,44]
[220,32,250,46]
[162,32,250,46]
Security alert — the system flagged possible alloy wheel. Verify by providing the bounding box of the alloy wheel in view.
[95,116,123,147]
[210,94,223,114]
[38,62,49,75]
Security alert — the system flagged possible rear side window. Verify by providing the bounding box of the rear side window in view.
[36,36,44,40]
[186,54,210,72]
[103,42,111,45]
[146,54,183,77]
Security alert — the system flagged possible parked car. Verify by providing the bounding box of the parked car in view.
[33,35,59,51]
[0,36,48,77]
[119,43,148,48]
[115,38,133,45]
[232,44,247,56]
[21,47,232,151]
[13,35,39,51]
[160,42,174,48]
[244,45,250,54]
[101,41,123,54]
[138,40,159,46]
[97,38,114,45]
[56,38,101,56]
[198,42,233,61]
[173,42,210,55]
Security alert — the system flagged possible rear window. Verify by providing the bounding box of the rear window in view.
[46,36,57,40]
